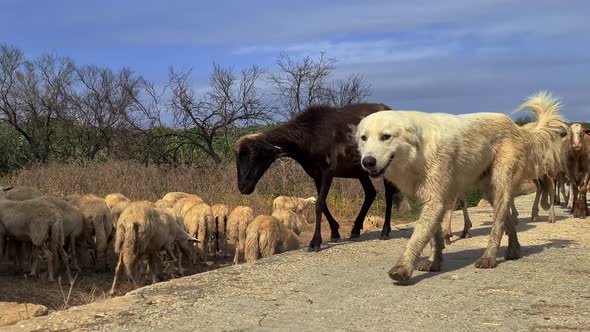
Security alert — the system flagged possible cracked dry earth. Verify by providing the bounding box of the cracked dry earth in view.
[3,193,590,332]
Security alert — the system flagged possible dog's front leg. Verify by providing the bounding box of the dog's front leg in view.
[388,201,446,282]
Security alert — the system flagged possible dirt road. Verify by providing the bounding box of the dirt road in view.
[4,193,590,332]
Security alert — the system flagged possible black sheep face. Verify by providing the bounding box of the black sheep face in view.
[235,137,281,195]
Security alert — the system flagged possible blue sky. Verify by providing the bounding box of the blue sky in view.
[1,0,589,120]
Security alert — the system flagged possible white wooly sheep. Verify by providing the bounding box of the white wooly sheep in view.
[155,207,197,275]
[211,204,230,257]
[272,196,316,214]
[271,208,304,236]
[109,201,197,295]
[355,91,567,281]
[227,206,255,265]
[104,193,131,227]
[69,194,113,272]
[244,215,300,263]
[38,196,85,273]
[0,186,44,201]
[0,198,71,282]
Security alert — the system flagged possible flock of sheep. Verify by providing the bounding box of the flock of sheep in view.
[0,185,317,295]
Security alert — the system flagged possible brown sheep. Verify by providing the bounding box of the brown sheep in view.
[109,201,196,295]
[162,192,199,203]
[173,196,205,225]
[272,196,316,214]
[69,194,112,271]
[244,215,300,263]
[271,208,304,236]
[154,199,175,209]
[211,204,230,257]
[227,206,255,265]
[182,203,214,264]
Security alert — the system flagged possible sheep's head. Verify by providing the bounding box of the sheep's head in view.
[235,134,284,195]
[0,186,14,200]
[570,123,590,151]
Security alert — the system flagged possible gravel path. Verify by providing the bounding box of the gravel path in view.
[4,193,590,332]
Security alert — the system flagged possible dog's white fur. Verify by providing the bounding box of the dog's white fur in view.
[355,91,566,281]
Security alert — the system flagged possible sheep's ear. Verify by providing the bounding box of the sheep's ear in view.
[1,186,14,192]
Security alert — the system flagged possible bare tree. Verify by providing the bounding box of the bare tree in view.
[267,52,335,120]
[169,63,268,164]
[70,65,143,160]
[0,45,75,163]
[326,73,372,107]
[267,52,373,119]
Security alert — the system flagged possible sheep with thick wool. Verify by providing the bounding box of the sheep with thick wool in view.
[211,204,230,257]
[0,186,44,201]
[227,206,255,265]
[104,193,131,227]
[109,201,197,295]
[272,196,316,214]
[68,194,113,271]
[244,215,300,263]
[271,208,304,236]
[181,203,214,264]
[0,198,71,282]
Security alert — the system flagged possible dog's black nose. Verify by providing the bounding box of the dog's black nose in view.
[361,156,377,169]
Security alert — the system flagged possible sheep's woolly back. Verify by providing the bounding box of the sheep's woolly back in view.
[162,192,200,203]
[271,208,303,236]
[0,199,60,246]
[514,91,568,207]
[104,193,131,209]
[244,215,300,263]
[154,199,175,209]
[1,186,44,201]
[38,196,85,239]
[183,203,213,259]
[174,197,205,224]
[227,206,254,242]
[272,196,317,213]
[116,201,160,255]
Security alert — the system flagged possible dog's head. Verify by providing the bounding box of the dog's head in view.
[354,111,420,178]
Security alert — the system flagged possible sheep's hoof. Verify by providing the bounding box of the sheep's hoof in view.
[307,245,321,252]
[444,235,452,245]
[415,259,441,272]
[504,245,522,260]
[380,234,390,240]
[349,232,361,240]
[388,265,412,281]
[460,231,471,239]
[474,257,497,269]
[548,217,556,224]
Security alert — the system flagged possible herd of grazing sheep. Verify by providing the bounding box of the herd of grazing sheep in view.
[0,185,317,295]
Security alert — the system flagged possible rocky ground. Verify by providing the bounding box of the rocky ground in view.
[3,193,590,332]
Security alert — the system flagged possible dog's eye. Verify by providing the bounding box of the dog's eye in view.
[361,135,367,141]
[380,134,391,141]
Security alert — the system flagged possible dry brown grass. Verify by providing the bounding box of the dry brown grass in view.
[0,159,418,223]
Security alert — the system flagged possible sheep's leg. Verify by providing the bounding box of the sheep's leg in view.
[442,205,454,245]
[147,255,159,285]
[510,199,519,225]
[70,235,81,272]
[42,245,55,282]
[59,245,73,283]
[309,174,334,252]
[569,183,577,212]
[531,179,541,222]
[388,201,447,281]
[459,197,472,238]
[554,175,561,205]
[109,251,124,296]
[0,230,4,259]
[30,245,40,278]
[548,177,557,223]
[312,175,341,242]
[504,203,522,260]
[380,180,399,240]
[349,176,377,239]
[164,244,181,276]
[416,223,444,272]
